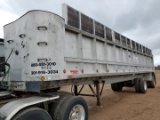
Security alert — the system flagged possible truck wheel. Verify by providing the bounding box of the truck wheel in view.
[135,79,140,93]
[111,83,123,91]
[139,79,147,93]
[147,75,156,88]
[12,107,52,120]
[56,96,88,120]
[49,92,72,120]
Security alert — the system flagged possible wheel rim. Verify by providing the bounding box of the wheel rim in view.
[69,105,85,120]
[144,81,147,91]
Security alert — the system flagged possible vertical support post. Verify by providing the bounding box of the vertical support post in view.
[74,85,78,96]
[95,81,101,106]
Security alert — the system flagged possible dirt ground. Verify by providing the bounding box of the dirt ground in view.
[61,70,160,120]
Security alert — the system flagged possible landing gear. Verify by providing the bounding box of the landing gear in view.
[73,81,105,106]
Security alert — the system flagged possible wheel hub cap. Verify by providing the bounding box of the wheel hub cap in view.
[69,105,85,120]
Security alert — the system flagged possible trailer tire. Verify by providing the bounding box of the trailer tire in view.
[111,83,123,91]
[135,79,140,93]
[56,96,88,120]
[49,93,71,120]
[147,75,156,88]
[12,107,52,120]
[139,79,147,93]
[147,81,156,88]
[135,78,147,93]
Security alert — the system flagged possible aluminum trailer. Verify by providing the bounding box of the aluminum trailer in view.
[0,3,156,120]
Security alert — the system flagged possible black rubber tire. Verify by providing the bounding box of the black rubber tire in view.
[139,79,147,93]
[147,75,156,88]
[147,81,156,88]
[49,92,72,120]
[12,107,52,120]
[135,79,140,93]
[111,83,123,91]
[56,96,88,120]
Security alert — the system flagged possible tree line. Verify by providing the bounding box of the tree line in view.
[155,65,160,70]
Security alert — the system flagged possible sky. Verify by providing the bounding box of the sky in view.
[0,0,160,66]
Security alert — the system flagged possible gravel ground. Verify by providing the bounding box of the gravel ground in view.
[61,70,160,120]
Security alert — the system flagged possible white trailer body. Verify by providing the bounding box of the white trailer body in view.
[3,4,154,92]
[0,3,156,120]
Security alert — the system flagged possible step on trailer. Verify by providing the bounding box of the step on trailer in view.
[0,3,156,120]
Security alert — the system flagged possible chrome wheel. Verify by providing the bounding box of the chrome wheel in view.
[144,81,147,91]
[69,105,85,120]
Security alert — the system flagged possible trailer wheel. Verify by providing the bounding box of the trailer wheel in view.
[147,75,156,88]
[135,78,147,93]
[135,79,140,93]
[12,107,52,120]
[56,96,88,120]
[111,83,123,91]
[139,79,147,93]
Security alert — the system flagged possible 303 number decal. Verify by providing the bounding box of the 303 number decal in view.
[31,70,58,75]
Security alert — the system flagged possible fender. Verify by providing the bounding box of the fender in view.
[0,96,59,120]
